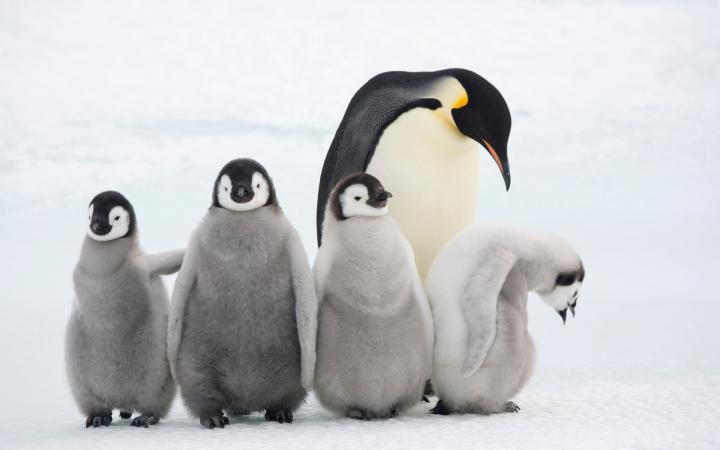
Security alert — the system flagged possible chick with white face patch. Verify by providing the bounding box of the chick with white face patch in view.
[313,173,434,420]
[168,158,317,429]
[425,223,585,415]
[65,191,183,428]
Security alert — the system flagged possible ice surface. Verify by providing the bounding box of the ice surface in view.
[1,0,719,448]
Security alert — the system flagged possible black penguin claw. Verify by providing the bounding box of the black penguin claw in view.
[346,407,398,420]
[430,400,452,415]
[265,408,293,424]
[346,409,372,420]
[504,401,520,413]
[119,411,132,419]
[200,414,228,429]
[85,413,112,428]
[130,415,159,428]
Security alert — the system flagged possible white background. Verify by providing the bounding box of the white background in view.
[1,0,718,448]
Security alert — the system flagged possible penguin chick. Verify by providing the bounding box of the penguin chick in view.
[168,158,317,429]
[426,223,585,415]
[65,191,182,428]
[313,172,433,420]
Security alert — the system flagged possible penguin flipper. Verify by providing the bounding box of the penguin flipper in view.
[286,228,318,391]
[144,249,185,277]
[167,234,199,381]
[460,250,516,378]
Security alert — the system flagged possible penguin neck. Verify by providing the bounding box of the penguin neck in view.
[202,205,284,250]
[324,213,398,259]
[499,264,531,322]
[78,234,138,275]
[511,232,559,293]
[206,204,281,227]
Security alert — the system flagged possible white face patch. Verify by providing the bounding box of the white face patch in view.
[217,172,270,212]
[87,205,131,242]
[339,183,388,218]
[539,280,583,314]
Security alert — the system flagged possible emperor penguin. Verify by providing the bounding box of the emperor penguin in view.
[65,191,182,427]
[168,158,317,429]
[313,172,434,419]
[425,223,585,415]
[317,68,512,280]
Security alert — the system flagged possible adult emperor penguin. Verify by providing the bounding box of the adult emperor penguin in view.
[65,191,182,427]
[168,158,317,429]
[316,68,512,279]
[425,223,585,414]
[313,172,433,419]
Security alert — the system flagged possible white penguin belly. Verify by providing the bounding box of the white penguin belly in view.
[367,107,480,280]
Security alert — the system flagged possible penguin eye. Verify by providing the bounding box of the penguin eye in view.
[114,216,120,221]
[224,187,228,192]
[354,196,361,201]
[555,273,576,286]
[256,183,260,189]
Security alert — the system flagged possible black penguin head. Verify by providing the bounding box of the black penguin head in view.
[444,68,512,190]
[87,191,136,242]
[212,158,277,211]
[330,172,392,221]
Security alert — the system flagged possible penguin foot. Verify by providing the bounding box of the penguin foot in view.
[346,408,397,420]
[430,400,452,415]
[119,411,132,419]
[85,413,112,428]
[130,415,159,428]
[265,408,293,424]
[503,401,520,413]
[346,409,372,421]
[200,414,229,429]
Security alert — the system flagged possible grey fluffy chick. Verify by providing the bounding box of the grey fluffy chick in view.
[426,223,585,415]
[66,191,182,428]
[168,159,317,429]
[313,173,433,420]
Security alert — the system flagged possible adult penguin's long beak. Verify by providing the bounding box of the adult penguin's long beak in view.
[481,138,511,191]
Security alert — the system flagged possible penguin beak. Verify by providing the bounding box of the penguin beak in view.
[368,190,392,208]
[451,107,511,191]
[481,139,511,191]
[90,218,111,235]
[558,308,567,324]
[231,184,254,203]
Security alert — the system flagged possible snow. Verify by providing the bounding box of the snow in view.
[1,0,719,448]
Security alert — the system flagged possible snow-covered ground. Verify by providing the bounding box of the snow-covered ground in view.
[1,0,719,448]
